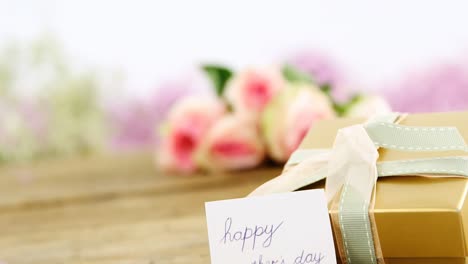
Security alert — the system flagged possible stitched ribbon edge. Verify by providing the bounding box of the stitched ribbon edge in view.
[249,116,468,264]
[289,121,468,264]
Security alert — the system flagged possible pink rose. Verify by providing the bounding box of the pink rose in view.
[262,84,335,163]
[196,115,265,171]
[225,67,285,118]
[157,96,226,173]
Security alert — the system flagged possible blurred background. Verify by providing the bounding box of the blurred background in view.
[2,3,468,263]
[1,0,468,168]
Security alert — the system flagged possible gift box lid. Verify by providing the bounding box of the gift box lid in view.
[298,111,468,258]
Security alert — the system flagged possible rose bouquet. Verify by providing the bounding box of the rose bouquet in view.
[156,64,391,174]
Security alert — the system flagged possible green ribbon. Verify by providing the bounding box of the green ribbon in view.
[288,153,468,180]
[289,117,468,264]
[365,122,468,152]
[378,157,468,177]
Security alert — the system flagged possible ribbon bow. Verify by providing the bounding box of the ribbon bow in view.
[250,113,468,264]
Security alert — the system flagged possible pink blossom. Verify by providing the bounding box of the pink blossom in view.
[109,70,212,150]
[196,114,265,171]
[157,96,226,173]
[287,51,352,102]
[225,67,285,118]
[384,63,468,112]
[262,84,335,163]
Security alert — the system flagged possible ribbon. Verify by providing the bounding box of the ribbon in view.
[250,113,468,264]
[328,125,380,264]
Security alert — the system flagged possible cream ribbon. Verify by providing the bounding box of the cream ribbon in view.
[250,113,468,264]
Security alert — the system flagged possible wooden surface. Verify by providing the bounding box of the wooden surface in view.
[0,153,281,264]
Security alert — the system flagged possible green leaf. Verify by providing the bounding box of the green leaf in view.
[202,65,233,97]
[333,94,363,116]
[320,83,332,96]
[282,64,314,84]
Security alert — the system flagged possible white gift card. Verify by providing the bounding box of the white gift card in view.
[205,189,336,264]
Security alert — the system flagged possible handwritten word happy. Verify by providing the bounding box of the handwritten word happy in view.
[220,217,284,252]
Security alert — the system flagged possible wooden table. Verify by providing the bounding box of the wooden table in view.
[0,153,281,264]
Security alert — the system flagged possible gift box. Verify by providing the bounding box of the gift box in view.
[251,112,468,263]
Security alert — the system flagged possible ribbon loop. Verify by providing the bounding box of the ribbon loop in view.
[326,125,379,203]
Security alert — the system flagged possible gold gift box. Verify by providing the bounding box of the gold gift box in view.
[294,112,468,263]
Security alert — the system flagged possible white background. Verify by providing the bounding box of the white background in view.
[1,0,468,97]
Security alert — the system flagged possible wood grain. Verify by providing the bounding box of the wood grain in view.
[0,153,281,264]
